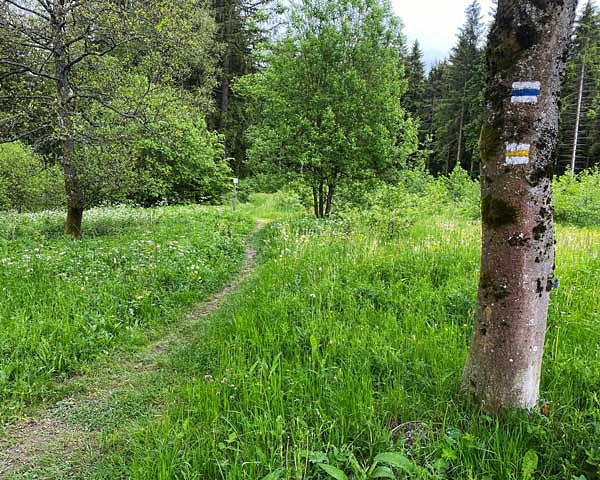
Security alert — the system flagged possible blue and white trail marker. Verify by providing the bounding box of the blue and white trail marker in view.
[511,81,541,104]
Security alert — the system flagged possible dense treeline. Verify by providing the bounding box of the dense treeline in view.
[406,0,600,177]
[0,0,274,231]
[1,0,599,227]
[558,0,600,173]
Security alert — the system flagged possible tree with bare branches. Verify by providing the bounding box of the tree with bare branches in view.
[0,0,218,237]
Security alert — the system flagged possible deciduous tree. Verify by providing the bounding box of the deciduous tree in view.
[240,0,417,218]
[462,0,578,412]
[0,0,218,236]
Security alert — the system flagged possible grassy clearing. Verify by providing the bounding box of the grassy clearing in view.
[54,211,598,480]
[0,205,254,422]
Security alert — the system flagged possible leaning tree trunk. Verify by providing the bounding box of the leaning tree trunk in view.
[53,2,84,239]
[462,0,577,412]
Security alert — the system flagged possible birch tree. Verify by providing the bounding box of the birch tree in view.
[462,0,578,412]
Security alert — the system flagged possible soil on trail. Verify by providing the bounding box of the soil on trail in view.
[0,221,267,478]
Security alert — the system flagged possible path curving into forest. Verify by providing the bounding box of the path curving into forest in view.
[0,220,268,479]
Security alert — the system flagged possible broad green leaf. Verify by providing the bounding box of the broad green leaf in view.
[260,468,284,480]
[373,452,414,471]
[521,450,538,480]
[318,463,349,480]
[370,466,396,479]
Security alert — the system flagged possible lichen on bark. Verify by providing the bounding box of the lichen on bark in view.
[461,0,577,413]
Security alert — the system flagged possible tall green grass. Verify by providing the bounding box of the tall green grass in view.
[85,212,599,479]
[0,205,254,421]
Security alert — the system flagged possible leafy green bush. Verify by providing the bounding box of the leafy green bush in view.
[439,166,481,219]
[134,117,230,205]
[0,142,65,212]
[554,169,600,226]
[331,166,480,238]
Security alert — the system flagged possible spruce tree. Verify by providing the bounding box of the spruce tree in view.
[404,40,427,119]
[430,1,485,176]
[208,0,275,175]
[422,60,450,174]
[558,1,600,173]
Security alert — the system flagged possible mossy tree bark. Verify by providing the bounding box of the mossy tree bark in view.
[462,0,577,412]
[53,2,84,240]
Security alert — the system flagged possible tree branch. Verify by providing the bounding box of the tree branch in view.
[2,0,50,20]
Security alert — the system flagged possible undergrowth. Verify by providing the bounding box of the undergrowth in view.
[79,207,599,479]
[0,204,254,421]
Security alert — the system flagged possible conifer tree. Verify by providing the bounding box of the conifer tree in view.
[558,1,600,173]
[404,40,427,120]
[430,1,485,176]
[208,0,276,174]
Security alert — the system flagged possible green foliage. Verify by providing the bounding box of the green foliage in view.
[427,1,485,176]
[521,449,539,480]
[0,142,64,212]
[239,0,418,216]
[0,205,253,418]
[554,169,600,226]
[0,0,223,217]
[76,84,230,207]
[73,199,599,480]
[133,117,230,205]
[333,166,480,240]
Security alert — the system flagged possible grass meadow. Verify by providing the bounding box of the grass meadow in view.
[1,184,599,479]
[0,205,254,422]
[52,206,598,479]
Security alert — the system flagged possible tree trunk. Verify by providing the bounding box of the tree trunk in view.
[456,99,465,170]
[570,61,585,174]
[318,181,324,218]
[215,0,231,148]
[325,183,335,217]
[462,0,577,412]
[53,1,84,239]
[312,186,319,218]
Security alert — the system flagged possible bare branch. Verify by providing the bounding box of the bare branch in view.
[2,0,50,20]
[0,59,57,81]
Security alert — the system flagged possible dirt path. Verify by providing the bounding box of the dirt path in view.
[0,221,268,478]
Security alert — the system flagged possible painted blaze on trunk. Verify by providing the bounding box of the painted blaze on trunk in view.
[462,0,577,412]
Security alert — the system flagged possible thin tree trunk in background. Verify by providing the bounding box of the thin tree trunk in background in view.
[325,183,335,217]
[215,0,232,160]
[312,186,319,218]
[456,100,465,170]
[318,181,324,218]
[53,1,84,239]
[462,0,577,412]
[571,61,586,174]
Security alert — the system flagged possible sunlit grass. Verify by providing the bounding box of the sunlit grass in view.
[0,204,254,421]
[76,213,599,479]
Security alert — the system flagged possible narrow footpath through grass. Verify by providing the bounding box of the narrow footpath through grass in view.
[5,209,598,480]
[0,217,268,478]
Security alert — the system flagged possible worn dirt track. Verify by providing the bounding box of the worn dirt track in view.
[0,221,267,478]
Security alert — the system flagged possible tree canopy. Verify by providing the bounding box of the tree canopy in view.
[239,0,418,217]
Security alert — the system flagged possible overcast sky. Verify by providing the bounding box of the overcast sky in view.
[392,0,495,67]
